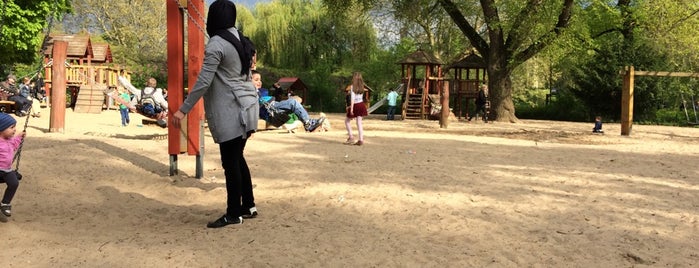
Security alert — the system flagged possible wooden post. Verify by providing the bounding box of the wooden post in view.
[187,0,205,157]
[440,80,450,128]
[621,66,634,136]
[188,0,205,179]
[50,41,68,133]
[167,0,185,175]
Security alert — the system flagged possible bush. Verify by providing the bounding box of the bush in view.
[515,91,589,122]
[652,108,698,126]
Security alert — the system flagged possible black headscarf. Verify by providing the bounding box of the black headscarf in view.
[206,0,253,75]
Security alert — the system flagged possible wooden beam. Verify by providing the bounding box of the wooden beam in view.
[634,71,699,78]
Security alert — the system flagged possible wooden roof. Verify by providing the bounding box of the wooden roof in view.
[42,33,93,59]
[448,53,486,69]
[91,42,113,63]
[276,77,307,92]
[398,50,444,65]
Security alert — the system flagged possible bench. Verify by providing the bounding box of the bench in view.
[0,100,16,113]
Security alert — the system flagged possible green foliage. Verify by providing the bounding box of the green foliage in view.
[251,0,377,70]
[129,63,168,90]
[65,0,168,76]
[0,0,71,75]
[515,89,588,122]
[11,0,695,127]
[247,0,386,112]
[653,108,689,127]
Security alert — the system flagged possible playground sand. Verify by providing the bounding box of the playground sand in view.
[2,108,698,267]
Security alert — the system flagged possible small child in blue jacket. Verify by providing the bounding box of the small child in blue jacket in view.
[593,116,604,134]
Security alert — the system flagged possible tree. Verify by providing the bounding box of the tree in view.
[249,0,380,111]
[323,0,576,122]
[438,0,574,122]
[559,1,699,122]
[0,0,71,74]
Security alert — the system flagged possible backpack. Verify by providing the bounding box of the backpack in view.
[141,88,156,105]
[139,88,162,117]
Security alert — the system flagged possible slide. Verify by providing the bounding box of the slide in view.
[367,96,387,114]
[367,84,403,114]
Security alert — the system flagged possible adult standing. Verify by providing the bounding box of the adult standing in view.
[171,0,258,228]
[468,84,488,123]
[33,73,46,102]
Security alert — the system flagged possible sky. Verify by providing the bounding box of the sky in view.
[205,0,268,9]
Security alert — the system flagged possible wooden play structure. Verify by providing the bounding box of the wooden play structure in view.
[447,52,488,119]
[398,50,446,120]
[620,66,699,135]
[41,33,121,113]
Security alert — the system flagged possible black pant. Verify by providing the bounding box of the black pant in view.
[469,104,487,122]
[0,170,20,204]
[9,95,32,113]
[218,135,254,218]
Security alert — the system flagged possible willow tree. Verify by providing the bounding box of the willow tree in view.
[252,0,376,69]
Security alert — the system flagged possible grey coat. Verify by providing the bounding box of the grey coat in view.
[179,28,259,143]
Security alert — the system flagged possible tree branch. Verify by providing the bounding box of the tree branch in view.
[437,0,488,58]
[666,8,699,33]
[505,0,543,53]
[512,0,574,67]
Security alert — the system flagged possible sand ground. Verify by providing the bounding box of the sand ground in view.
[0,107,697,267]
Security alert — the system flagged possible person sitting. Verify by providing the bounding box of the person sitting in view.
[3,76,33,117]
[117,72,168,127]
[593,116,604,134]
[251,70,324,131]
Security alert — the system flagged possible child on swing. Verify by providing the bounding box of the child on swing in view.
[0,113,26,222]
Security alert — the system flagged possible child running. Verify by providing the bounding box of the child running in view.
[0,113,26,222]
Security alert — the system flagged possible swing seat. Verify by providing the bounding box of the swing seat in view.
[263,102,291,128]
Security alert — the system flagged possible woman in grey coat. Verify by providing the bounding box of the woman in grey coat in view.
[172,0,258,228]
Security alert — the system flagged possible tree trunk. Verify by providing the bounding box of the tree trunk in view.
[487,53,518,123]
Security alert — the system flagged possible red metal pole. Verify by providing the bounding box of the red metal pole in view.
[187,0,205,156]
[50,41,67,133]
